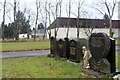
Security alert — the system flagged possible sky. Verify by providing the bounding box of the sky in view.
[0,0,120,28]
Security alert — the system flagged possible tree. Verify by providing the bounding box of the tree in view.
[13,0,18,40]
[54,0,62,38]
[7,23,14,38]
[47,3,52,39]
[2,0,6,40]
[77,0,85,38]
[2,22,14,39]
[4,23,14,39]
[3,11,30,39]
[34,0,41,40]
[37,23,44,39]
[92,0,118,37]
[103,13,109,20]
[66,0,71,38]
[16,11,30,34]
[43,1,47,39]
[46,0,62,38]
[38,23,44,29]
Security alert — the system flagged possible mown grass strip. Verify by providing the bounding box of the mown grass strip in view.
[2,56,93,78]
[1,41,50,52]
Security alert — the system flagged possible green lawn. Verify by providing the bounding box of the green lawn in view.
[116,38,120,46]
[1,38,120,78]
[116,51,120,69]
[116,38,120,69]
[2,56,93,78]
[1,40,50,52]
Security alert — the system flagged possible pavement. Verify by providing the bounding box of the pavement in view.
[1,50,50,59]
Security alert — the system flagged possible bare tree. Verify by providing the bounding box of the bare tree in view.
[54,0,62,38]
[2,0,6,40]
[48,0,62,38]
[34,0,40,40]
[43,1,48,40]
[92,0,118,37]
[13,0,20,40]
[66,0,72,38]
[47,3,52,39]
[84,20,94,37]
[54,0,59,38]
[77,0,85,38]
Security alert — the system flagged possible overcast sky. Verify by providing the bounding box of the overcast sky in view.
[0,0,120,28]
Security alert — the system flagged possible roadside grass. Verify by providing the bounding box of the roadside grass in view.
[116,38,120,69]
[1,40,50,52]
[2,56,93,78]
[116,38,120,46]
[116,51,120,69]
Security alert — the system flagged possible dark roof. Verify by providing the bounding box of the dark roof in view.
[47,17,120,30]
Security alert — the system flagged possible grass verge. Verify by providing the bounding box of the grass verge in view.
[1,40,50,52]
[2,56,93,78]
[116,51,120,69]
[116,38,120,46]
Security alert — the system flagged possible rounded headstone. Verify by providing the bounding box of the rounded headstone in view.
[89,33,110,62]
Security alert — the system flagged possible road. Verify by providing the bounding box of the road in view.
[0,46,120,59]
[116,46,120,51]
[1,50,49,59]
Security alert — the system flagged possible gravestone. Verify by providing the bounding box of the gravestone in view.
[89,33,116,74]
[69,38,88,63]
[107,38,116,73]
[57,39,65,57]
[89,33,111,62]
[56,38,70,59]
[64,37,70,59]
[50,37,57,56]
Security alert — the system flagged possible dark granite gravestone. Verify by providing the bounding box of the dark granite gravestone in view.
[50,37,57,56]
[107,38,116,73]
[57,39,65,57]
[64,38,70,59]
[89,33,116,74]
[56,38,70,59]
[69,38,88,63]
[89,33,111,62]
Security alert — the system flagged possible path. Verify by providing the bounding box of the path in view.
[1,50,49,59]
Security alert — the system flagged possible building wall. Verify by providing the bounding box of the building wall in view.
[47,28,119,39]
[19,34,28,39]
[118,1,120,20]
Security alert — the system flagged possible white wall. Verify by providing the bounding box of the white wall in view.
[47,28,119,39]
[19,34,28,39]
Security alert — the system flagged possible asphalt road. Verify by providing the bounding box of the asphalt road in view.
[116,46,120,51]
[0,46,120,59]
[1,50,49,59]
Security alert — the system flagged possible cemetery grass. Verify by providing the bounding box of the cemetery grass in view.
[2,56,93,78]
[116,51,120,69]
[116,38,120,46]
[1,40,50,52]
